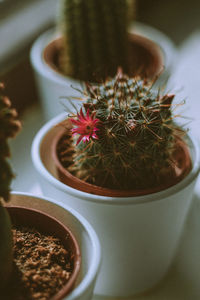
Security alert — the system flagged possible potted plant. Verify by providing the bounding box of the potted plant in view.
[31,69,200,298]
[30,0,176,120]
[0,83,101,300]
[6,192,101,300]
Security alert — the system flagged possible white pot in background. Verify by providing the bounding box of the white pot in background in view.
[30,22,176,121]
[31,113,200,298]
[9,192,101,300]
[130,22,176,82]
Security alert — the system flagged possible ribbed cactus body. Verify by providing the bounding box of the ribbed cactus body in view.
[0,84,21,201]
[0,83,21,289]
[0,204,13,289]
[63,70,186,190]
[59,0,134,81]
[0,160,13,202]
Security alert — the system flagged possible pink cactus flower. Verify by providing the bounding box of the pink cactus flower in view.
[70,108,99,145]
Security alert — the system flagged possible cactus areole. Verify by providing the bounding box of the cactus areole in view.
[51,70,192,197]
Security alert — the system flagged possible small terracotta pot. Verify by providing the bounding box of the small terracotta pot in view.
[6,206,81,300]
[43,32,163,81]
[51,126,192,197]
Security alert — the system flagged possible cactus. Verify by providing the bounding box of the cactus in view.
[58,69,190,191]
[0,83,21,201]
[58,0,135,81]
[0,83,21,289]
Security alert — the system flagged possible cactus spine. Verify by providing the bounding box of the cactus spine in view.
[0,83,21,288]
[58,0,135,81]
[58,69,189,191]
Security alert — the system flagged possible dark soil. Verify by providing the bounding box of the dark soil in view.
[1,226,73,300]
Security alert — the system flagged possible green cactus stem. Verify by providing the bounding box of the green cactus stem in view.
[0,83,21,289]
[0,83,21,201]
[58,0,135,81]
[58,69,191,191]
[0,204,13,289]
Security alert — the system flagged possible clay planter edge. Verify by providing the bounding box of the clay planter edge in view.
[51,125,192,198]
[4,205,81,300]
[31,113,200,297]
[30,23,176,120]
[43,32,163,81]
[32,112,200,204]
[6,192,101,300]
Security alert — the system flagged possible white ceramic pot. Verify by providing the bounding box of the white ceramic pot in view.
[129,21,177,84]
[30,22,176,121]
[31,113,200,298]
[8,192,101,300]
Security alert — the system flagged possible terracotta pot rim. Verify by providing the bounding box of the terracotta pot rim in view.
[30,24,177,96]
[42,32,164,81]
[32,113,200,204]
[9,192,101,299]
[51,124,193,198]
[5,205,81,300]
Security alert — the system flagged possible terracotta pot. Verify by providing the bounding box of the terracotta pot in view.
[43,32,163,81]
[31,113,200,298]
[30,24,176,120]
[6,192,101,300]
[51,126,192,197]
[5,205,81,300]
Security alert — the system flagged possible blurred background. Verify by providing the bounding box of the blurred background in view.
[1,0,200,113]
[137,0,200,46]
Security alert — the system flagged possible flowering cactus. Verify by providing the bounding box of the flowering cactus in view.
[58,69,189,191]
[58,0,135,81]
[0,83,21,288]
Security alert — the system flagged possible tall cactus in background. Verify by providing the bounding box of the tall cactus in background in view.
[0,83,21,289]
[58,0,135,81]
[58,69,190,191]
